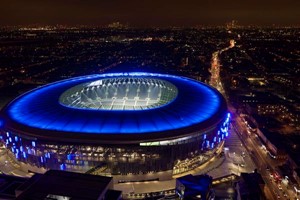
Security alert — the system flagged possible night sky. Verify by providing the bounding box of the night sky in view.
[1,0,299,27]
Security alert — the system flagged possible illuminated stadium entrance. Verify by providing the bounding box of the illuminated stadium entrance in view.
[60,78,178,110]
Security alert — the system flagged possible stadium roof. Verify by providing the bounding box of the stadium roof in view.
[0,73,227,144]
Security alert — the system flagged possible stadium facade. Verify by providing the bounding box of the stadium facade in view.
[0,73,230,177]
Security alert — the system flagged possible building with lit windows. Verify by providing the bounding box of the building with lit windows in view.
[0,73,229,179]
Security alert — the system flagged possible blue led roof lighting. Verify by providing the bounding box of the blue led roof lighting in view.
[1,73,227,142]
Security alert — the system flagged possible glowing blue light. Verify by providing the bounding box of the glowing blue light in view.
[211,143,214,149]
[6,132,9,137]
[203,134,207,140]
[213,137,216,142]
[60,164,66,170]
[40,156,43,163]
[32,141,36,147]
[15,136,18,142]
[6,73,224,135]
[9,137,12,142]
[20,146,23,152]
[47,152,50,158]
[225,131,229,137]
[23,152,27,158]
[67,154,74,160]
[218,138,221,143]
[11,148,14,153]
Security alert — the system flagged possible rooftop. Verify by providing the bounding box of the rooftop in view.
[16,170,118,200]
[1,73,227,143]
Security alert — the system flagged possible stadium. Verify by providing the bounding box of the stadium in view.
[0,72,229,178]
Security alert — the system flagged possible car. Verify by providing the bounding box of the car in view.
[283,193,288,197]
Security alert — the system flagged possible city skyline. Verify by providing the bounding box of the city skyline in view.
[1,0,300,27]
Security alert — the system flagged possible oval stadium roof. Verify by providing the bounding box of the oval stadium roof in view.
[0,73,227,143]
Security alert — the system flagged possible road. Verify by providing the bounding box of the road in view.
[233,115,298,199]
[208,38,298,199]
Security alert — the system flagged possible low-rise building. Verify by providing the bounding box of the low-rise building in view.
[176,174,213,200]
[235,171,266,200]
